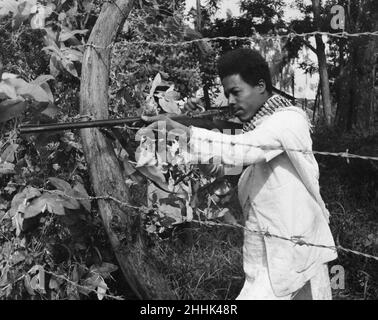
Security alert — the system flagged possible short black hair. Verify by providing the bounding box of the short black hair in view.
[217,48,273,94]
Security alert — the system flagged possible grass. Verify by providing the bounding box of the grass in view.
[150,223,244,300]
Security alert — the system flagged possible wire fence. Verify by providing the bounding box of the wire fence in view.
[85,30,378,51]
[0,264,125,300]
[38,189,378,263]
[138,126,378,163]
[2,0,378,299]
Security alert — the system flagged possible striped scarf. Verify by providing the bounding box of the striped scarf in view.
[242,95,294,132]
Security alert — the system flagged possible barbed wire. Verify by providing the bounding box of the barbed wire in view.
[117,31,378,47]
[83,30,378,51]
[190,138,378,162]
[137,127,378,163]
[191,220,378,262]
[0,267,125,300]
[39,189,378,263]
[43,269,125,300]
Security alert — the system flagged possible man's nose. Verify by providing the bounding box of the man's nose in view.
[228,94,236,106]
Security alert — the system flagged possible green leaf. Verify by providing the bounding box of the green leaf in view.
[8,186,41,218]
[23,191,75,218]
[59,29,88,42]
[48,177,72,192]
[89,262,118,279]
[0,0,18,17]
[23,194,49,219]
[18,186,42,202]
[10,250,26,265]
[23,274,35,296]
[46,198,65,215]
[73,183,91,212]
[62,61,78,78]
[97,279,107,300]
[147,182,186,225]
[17,83,50,102]
[0,83,17,100]
[41,103,58,119]
[30,75,55,87]
[28,265,45,293]
[62,48,83,62]
[48,178,81,210]
[3,78,50,102]
[60,191,81,210]
[30,11,46,29]
[149,73,162,97]
[49,56,60,78]
[0,143,19,163]
[159,98,181,114]
[0,98,27,123]
[49,278,59,290]
[136,166,170,193]
[17,0,37,16]
[164,89,181,101]
[223,211,237,225]
[11,0,37,30]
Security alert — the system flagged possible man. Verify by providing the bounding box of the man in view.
[140,48,337,300]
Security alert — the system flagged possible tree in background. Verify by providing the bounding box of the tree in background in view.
[331,0,378,135]
[311,0,333,125]
[290,0,378,134]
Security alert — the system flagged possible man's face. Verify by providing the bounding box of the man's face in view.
[222,74,266,122]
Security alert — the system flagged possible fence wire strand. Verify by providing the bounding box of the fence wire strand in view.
[139,128,378,163]
[82,31,378,51]
[39,189,378,263]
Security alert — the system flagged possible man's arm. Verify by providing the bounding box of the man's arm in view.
[188,109,310,167]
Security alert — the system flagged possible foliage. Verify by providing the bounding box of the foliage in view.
[1,0,378,301]
[0,0,123,300]
[313,127,378,299]
[110,4,208,117]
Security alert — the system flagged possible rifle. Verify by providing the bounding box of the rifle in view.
[19,106,243,135]
[19,87,294,134]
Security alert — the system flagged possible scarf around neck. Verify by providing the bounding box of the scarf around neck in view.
[242,94,294,132]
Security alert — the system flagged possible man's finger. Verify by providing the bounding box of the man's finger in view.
[184,100,197,111]
[141,114,165,123]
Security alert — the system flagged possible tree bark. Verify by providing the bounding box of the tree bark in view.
[312,0,333,126]
[335,2,378,135]
[80,0,175,299]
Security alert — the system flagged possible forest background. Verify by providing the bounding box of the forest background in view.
[0,0,378,300]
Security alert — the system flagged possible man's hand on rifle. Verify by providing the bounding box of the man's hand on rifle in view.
[183,97,205,114]
[138,114,191,143]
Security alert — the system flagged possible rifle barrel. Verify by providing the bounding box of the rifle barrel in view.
[19,107,231,134]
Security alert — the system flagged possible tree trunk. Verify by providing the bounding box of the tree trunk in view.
[312,0,333,126]
[335,3,378,135]
[80,0,175,299]
[196,0,211,110]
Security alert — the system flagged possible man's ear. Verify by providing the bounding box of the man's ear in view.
[257,79,266,94]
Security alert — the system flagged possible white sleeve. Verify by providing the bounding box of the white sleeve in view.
[188,110,310,167]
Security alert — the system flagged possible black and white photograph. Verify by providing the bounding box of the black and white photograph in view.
[0,0,377,305]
